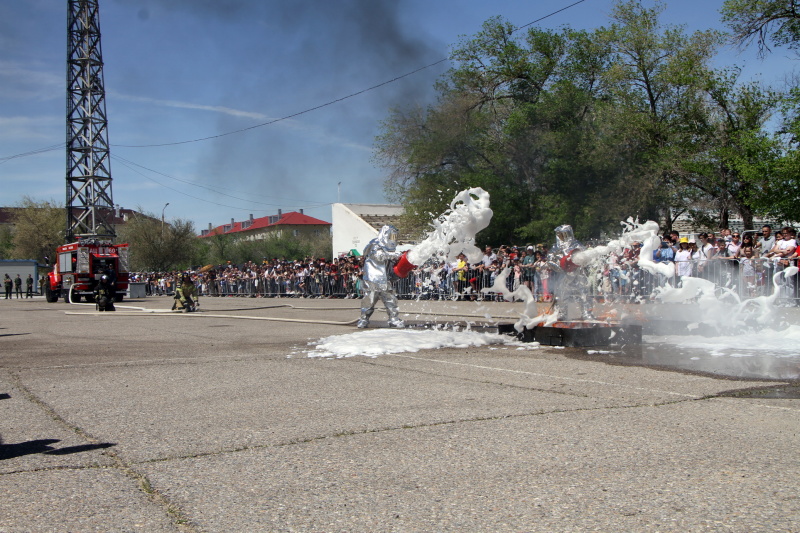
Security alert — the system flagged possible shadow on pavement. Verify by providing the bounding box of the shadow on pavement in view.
[0,439,116,460]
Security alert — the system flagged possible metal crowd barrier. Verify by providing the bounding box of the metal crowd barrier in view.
[199,274,359,299]
[138,257,798,306]
[591,257,798,304]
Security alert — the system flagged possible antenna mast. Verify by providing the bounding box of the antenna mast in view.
[66,0,115,242]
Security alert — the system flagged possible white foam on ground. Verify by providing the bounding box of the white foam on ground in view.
[307,328,538,358]
[644,324,800,357]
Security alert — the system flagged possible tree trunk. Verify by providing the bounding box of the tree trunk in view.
[738,204,755,231]
[719,206,729,230]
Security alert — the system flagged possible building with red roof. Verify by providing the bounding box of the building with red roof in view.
[199,210,331,241]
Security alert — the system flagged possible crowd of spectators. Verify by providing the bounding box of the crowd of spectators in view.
[599,225,798,304]
[131,256,364,299]
[130,225,798,306]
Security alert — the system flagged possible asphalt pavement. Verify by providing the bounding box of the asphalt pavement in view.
[1,295,798,532]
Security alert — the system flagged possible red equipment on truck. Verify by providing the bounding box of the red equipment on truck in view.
[45,239,130,303]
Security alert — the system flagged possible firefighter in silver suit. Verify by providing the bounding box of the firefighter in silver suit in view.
[548,224,594,320]
[357,225,404,328]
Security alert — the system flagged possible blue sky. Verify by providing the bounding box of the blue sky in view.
[0,0,795,233]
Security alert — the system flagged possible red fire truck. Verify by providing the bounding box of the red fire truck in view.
[45,239,130,303]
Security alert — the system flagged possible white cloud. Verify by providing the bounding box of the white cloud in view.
[109,91,272,121]
[109,91,372,153]
[0,61,61,101]
[0,116,61,141]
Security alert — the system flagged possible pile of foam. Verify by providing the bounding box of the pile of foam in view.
[306,327,536,358]
[648,324,800,357]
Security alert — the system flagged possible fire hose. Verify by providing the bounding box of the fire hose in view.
[64,278,524,324]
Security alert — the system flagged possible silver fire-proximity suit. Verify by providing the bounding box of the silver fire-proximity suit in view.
[357,225,404,328]
[548,224,594,320]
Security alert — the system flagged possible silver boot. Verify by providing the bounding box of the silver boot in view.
[385,300,404,328]
[387,317,405,328]
[357,308,373,328]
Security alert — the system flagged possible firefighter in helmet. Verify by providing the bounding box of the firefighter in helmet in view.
[357,225,404,328]
[172,272,199,312]
[94,274,116,312]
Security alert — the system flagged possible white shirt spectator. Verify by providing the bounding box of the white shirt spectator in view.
[482,249,497,268]
[675,248,693,277]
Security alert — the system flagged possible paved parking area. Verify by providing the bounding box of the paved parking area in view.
[1,296,798,531]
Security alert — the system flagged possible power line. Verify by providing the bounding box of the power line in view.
[112,155,331,212]
[1,1,590,160]
[0,143,64,164]
[110,0,590,149]
[515,0,588,31]
[112,59,449,148]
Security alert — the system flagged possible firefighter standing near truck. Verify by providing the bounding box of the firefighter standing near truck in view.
[103,264,117,301]
[172,272,199,312]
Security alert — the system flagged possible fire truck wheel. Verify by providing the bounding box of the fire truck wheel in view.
[45,286,58,303]
[85,294,95,303]
[68,291,81,303]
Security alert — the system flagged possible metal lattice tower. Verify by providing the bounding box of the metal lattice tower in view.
[66,0,115,242]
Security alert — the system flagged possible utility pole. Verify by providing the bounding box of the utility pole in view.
[65,0,115,242]
[161,202,169,237]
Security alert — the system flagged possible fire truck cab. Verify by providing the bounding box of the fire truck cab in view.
[45,239,130,303]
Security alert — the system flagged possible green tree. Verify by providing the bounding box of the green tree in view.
[203,232,236,265]
[375,2,721,244]
[731,117,800,223]
[199,232,332,266]
[376,21,574,245]
[722,0,800,56]
[697,73,781,228]
[9,197,65,263]
[720,0,800,223]
[599,0,722,230]
[116,209,198,271]
[0,224,13,259]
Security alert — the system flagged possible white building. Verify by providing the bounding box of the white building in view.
[331,203,406,257]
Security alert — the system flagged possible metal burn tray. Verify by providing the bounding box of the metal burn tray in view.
[500,321,643,347]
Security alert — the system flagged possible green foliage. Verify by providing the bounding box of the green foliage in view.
[374,0,799,242]
[722,0,800,56]
[0,225,13,260]
[116,209,198,271]
[200,232,332,266]
[9,197,65,263]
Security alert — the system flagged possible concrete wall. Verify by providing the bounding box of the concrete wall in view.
[0,260,41,294]
[331,204,376,257]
